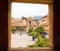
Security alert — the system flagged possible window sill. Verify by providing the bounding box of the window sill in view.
[9,47,53,51]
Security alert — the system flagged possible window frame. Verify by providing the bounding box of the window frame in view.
[8,0,53,50]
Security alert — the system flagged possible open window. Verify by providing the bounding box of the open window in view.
[8,0,53,50]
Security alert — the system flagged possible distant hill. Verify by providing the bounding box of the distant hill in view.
[33,16,42,21]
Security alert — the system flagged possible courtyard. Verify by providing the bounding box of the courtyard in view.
[11,32,36,48]
[11,31,49,48]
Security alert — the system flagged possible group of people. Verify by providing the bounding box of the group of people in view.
[19,32,36,41]
[31,32,48,41]
[19,32,48,41]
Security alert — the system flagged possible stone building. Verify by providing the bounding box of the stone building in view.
[11,15,49,32]
[39,15,49,32]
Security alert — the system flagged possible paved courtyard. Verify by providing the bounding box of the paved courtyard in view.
[11,32,49,48]
[11,32,36,48]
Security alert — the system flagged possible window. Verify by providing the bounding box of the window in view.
[8,0,53,50]
[29,21,31,24]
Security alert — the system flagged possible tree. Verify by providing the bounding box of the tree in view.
[19,27,24,31]
[28,31,49,47]
[11,27,17,33]
[28,26,49,47]
[35,26,45,33]
[28,28,33,33]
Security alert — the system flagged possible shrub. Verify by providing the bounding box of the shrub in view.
[28,31,49,47]
[28,28,33,33]
[19,27,24,31]
[11,27,17,33]
[35,26,45,33]
[28,37,49,47]
[43,38,49,47]
[28,45,34,47]
[29,31,37,36]
[28,26,49,47]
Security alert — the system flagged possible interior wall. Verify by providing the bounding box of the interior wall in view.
[0,0,8,51]
[1,0,60,51]
[53,1,60,51]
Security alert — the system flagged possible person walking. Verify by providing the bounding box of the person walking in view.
[32,36,36,41]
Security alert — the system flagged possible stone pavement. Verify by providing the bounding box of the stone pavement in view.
[11,33,36,48]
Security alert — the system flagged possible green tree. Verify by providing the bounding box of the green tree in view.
[28,28,33,33]
[11,27,17,33]
[28,31,49,47]
[19,27,24,31]
[35,26,45,33]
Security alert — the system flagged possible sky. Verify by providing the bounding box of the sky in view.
[11,2,48,18]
